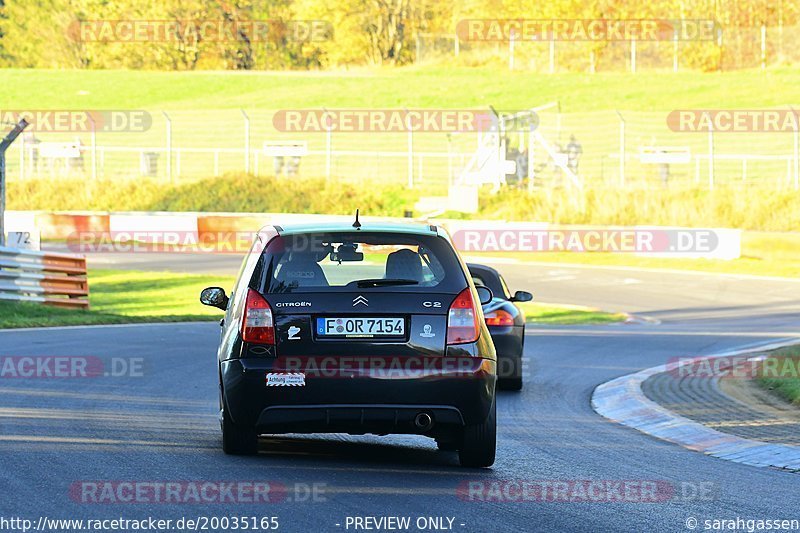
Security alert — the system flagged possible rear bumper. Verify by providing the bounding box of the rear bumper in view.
[221,356,496,434]
[488,325,524,357]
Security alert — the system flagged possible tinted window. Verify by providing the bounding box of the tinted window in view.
[259,232,467,294]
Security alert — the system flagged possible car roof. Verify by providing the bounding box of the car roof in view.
[466,262,501,277]
[266,221,440,236]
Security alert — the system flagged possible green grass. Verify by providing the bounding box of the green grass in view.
[0,268,624,329]
[2,67,799,111]
[10,176,800,232]
[0,269,234,329]
[10,175,800,279]
[8,174,422,215]
[517,301,626,325]
[757,346,800,405]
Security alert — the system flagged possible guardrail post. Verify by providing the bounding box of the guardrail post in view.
[0,119,29,247]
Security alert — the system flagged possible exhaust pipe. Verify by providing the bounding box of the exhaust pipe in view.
[414,412,434,432]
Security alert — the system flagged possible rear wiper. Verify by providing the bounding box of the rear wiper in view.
[354,278,420,288]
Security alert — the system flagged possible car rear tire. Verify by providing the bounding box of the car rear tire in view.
[498,352,523,391]
[458,397,496,467]
[221,401,258,455]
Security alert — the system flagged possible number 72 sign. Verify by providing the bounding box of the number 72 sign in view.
[6,230,40,251]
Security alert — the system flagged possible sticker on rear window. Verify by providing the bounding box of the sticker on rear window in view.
[266,373,306,387]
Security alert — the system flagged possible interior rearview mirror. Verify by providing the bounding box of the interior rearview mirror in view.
[331,243,364,262]
[200,287,229,310]
[512,290,533,302]
[475,285,493,306]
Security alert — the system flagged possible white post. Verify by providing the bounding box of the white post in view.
[89,115,97,181]
[549,39,555,73]
[527,123,535,191]
[18,133,24,179]
[406,111,414,188]
[326,127,332,181]
[708,119,714,190]
[761,24,767,70]
[241,109,250,173]
[447,136,452,186]
[509,29,515,70]
[630,38,637,73]
[794,115,799,190]
[162,111,172,183]
[454,35,459,57]
[673,31,679,72]
[619,119,625,186]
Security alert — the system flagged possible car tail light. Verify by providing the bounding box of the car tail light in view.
[241,288,275,344]
[484,309,515,326]
[446,288,480,344]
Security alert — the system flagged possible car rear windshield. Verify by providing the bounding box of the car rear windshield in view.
[258,231,467,294]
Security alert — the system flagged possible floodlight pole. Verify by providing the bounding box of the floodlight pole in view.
[0,119,30,247]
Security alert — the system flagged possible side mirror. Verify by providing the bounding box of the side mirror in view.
[200,287,229,310]
[475,285,493,306]
[511,290,533,302]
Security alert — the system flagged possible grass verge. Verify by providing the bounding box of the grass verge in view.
[10,177,800,233]
[756,346,800,406]
[0,269,624,329]
[517,301,626,325]
[0,269,234,329]
[2,67,799,111]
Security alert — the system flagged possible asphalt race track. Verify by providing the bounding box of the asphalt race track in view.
[1,254,799,532]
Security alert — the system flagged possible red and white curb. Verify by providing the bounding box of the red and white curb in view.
[591,339,800,473]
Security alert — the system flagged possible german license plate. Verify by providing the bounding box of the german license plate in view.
[316,317,404,337]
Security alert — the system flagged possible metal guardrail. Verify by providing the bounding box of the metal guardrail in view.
[0,246,89,308]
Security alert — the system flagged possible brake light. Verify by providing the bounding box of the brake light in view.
[484,309,515,326]
[241,288,275,344]
[446,288,480,344]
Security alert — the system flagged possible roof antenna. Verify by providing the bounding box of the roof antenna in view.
[352,209,361,229]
